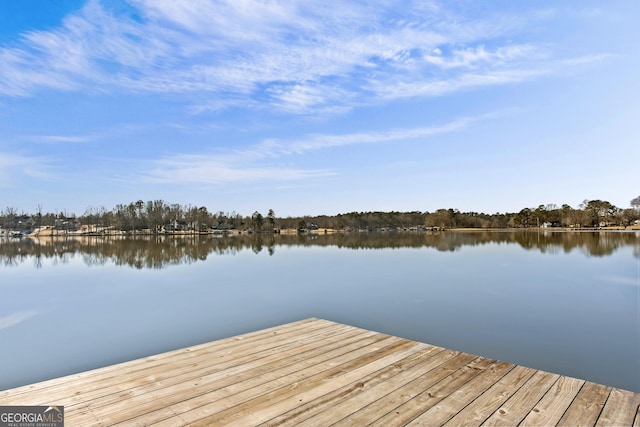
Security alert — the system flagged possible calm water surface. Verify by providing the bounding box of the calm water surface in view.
[1,231,638,392]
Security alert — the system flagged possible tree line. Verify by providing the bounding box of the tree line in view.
[1,196,639,234]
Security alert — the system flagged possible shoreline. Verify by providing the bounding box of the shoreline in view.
[1,225,638,240]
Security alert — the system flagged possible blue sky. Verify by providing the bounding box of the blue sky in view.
[1,1,638,217]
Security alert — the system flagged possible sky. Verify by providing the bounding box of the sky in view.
[1,0,639,217]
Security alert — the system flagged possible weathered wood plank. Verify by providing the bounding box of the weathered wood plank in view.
[2,319,347,409]
[374,361,514,427]
[155,338,419,426]
[68,328,392,426]
[255,345,450,427]
[596,387,640,426]
[66,323,362,411]
[440,365,537,426]
[557,382,610,426]
[480,370,560,426]
[519,375,585,426]
[65,327,368,425]
[0,317,326,402]
[633,403,640,427]
[362,356,499,427]
[1,318,638,427]
[306,352,480,427]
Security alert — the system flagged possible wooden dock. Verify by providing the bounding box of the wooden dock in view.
[1,318,638,426]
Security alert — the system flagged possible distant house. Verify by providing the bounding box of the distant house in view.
[54,217,81,231]
[8,216,37,232]
[164,219,188,232]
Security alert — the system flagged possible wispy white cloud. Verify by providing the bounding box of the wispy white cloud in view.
[273,117,477,154]
[145,155,333,185]
[372,68,552,100]
[142,113,488,185]
[559,53,612,67]
[0,0,610,114]
[422,44,540,69]
[0,152,57,185]
[28,135,94,144]
[0,47,77,96]
[266,83,354,115]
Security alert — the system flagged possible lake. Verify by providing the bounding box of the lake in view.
[0,231,638,393]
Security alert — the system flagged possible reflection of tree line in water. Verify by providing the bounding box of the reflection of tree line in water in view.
[1,231,638,268]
